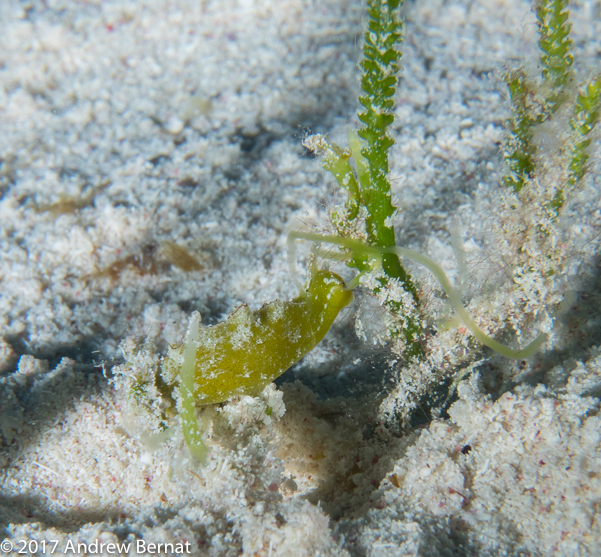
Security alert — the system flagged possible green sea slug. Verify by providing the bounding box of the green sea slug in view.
[164,267,354,462]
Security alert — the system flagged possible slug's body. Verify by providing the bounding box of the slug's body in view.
[174,269,353,405]
[165,269,353,461]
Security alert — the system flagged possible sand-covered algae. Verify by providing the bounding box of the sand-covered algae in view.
[34,179,111,215]
[87,242,203,282]
[160,240,203,272]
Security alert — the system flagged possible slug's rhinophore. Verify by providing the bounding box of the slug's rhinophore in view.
[164,268,353,462]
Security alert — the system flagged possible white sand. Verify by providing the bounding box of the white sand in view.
[1,0,600,555]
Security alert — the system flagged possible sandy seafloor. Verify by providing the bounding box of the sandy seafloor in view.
[1,0,601,555]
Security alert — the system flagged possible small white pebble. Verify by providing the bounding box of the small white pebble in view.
[419,466,432,478]
[166,117,184,134]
